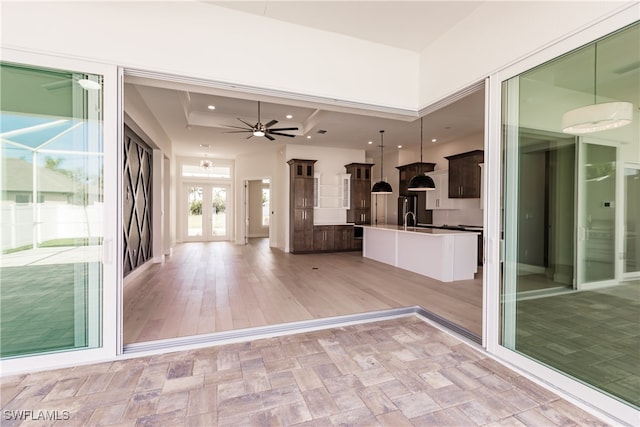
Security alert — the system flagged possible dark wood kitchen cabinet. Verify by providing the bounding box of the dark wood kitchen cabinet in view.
[313,226,334,251]
[446,150,484,198]
[396,162,436,225]
[312,225,358,252]
[345,163,374,224]
[333,225,354,251]
[288,159,316,253]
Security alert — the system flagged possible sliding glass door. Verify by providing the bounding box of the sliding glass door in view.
[1,62,105,358]
[500,22,639,409]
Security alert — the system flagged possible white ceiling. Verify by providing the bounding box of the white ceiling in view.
[125,4,637,161]
[126,78,485,160]
[204,1,485,53]
[124,1,488,160]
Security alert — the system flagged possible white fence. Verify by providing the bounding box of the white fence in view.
[1,202,103,251]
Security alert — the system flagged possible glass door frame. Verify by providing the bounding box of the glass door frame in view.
[575,137,621,290]
[0,49,120,373]
[484,6,639,425]
[182,182,232,242]
[623,163,640,280]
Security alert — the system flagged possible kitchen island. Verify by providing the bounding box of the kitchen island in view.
[362,224,479,282]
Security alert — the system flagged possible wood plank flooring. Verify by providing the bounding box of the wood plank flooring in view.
[123,239,482,345]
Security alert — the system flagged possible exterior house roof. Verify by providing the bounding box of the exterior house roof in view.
[3,157,77,194]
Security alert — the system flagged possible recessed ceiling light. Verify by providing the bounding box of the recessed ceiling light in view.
[432,138,437,142]
[306,136,311,139]
[368,141,373,145]
[397,145,402,149]
[199,144,211,148]
[207,105,216,110]
[286,114,293,119]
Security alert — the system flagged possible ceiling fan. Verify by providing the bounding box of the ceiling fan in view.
[224,101,298,141]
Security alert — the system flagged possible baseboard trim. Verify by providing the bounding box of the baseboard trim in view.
[123,306,481,355]
[123,259,154,288]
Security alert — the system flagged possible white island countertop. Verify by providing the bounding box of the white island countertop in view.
[361,224,478,282]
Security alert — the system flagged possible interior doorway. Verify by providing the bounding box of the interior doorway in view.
[246,179,270,242]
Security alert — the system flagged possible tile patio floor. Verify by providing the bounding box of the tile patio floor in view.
[1,317,608,426]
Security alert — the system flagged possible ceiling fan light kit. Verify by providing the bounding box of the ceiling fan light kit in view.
[371,130,393,195]
[562,42,633,135]
[224,101,298,141]
[408,117,436,191]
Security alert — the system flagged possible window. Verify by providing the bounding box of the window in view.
[182,163,231,178]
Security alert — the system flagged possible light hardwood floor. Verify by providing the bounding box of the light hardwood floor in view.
[124,239,482,345]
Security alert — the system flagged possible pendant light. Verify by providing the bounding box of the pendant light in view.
[562,42,632,134]
[371,130,393,194]
[407,117,436,191]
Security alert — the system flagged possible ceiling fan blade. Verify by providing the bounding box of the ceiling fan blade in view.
[269,132,296,138]
[269,127,298,132]
[237,117,255,128]
[223,130,252,134]
[265,134,275,141]
[264,119,278,129]
[246,134,254,140]
[223,125,253,130]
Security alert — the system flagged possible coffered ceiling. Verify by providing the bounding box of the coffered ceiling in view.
[126,79,485,160]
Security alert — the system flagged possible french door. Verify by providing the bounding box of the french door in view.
[184,183,230,241]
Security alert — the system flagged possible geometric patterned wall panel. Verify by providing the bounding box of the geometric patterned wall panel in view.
[123,125,153,276]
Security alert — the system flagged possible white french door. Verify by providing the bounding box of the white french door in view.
[183,183,230,241]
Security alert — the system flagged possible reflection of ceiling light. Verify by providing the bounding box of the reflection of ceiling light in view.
[562,102,633,134]
[208,105,216,110]
[78,79,101,91]
[200,159,213,170]
[562,42,633,134]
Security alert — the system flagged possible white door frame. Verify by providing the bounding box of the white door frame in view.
[182,182,231,242]
[0,48,120,374]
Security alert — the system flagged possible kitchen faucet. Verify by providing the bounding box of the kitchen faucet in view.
[403,211,416,231]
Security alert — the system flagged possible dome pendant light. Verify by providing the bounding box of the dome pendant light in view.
[371,130,393,194]
[562,42,633,134]
[407,117,436,191]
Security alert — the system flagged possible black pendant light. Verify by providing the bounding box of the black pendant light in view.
[407,117,435,191]
[371,130,393,194]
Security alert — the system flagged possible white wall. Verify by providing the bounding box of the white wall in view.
[124,84,176,251]
[418,1,631,106]
[1,1,418,110]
